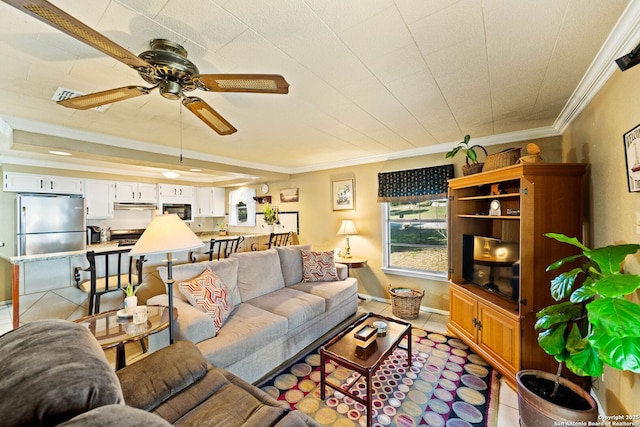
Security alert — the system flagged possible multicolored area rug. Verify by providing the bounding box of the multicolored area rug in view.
[259,328,500,427]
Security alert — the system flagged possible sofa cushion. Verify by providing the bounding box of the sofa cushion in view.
[290,279,358,311]
[178,269,234,333]
[0,319,123,427]
[59,405,172,427]
[275,243,312,286]
[117,340,209,411]
[301,250,339,282]
[159,257,241,306]
[173,369,287,427]
[148,294,217,344]
[247,287,325,330]
[197,304,288,368]
[230,249,285,301]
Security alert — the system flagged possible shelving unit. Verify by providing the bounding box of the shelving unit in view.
[447,163,586,389]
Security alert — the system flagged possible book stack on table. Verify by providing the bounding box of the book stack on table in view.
[354,324,377,348]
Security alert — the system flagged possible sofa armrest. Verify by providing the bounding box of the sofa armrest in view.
[148,294,216,343]
[117,341,208,412]
[335,263,348,280]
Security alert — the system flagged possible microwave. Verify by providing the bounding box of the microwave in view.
[161,203,192,221]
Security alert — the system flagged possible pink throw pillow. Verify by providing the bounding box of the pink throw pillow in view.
[178,269,234,331]
[301,250,339,282]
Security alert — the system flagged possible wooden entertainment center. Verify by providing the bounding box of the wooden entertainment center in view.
[447,163,586,389]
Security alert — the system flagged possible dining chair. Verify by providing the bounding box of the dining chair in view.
[267,232,291,249]
[190,236,245,262]
[74,248,145,315]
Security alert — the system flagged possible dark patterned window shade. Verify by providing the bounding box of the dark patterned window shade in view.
[377,164,454,202]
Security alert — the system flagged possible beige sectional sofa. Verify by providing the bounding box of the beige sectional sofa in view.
[148,244,359,383]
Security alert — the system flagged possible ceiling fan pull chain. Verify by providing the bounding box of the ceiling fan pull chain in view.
[179,101,183,163]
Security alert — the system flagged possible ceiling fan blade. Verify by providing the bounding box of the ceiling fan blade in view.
[2,0,152,71]
[57,86,154,110]
[195,74,289,94]
[182,97,237,136]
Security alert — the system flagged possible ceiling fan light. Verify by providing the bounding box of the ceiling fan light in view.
[159,80,182,100]
[162,171,180,179]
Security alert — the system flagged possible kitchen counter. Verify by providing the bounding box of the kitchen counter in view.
[9,233,270,328]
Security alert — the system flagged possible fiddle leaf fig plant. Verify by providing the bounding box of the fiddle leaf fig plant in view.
[535,232,640,380]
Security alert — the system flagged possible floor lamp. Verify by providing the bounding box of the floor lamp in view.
[129,213,203,344]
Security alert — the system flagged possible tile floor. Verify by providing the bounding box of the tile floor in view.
[0,296,520,426]
[358,298,520,427]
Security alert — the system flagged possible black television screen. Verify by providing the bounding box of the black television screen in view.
[462,234,520,300]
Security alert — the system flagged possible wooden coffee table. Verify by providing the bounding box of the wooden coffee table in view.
[75,305,176,370]
[320,313,412,426]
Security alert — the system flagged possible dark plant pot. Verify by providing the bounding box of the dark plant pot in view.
[516,369,598,427]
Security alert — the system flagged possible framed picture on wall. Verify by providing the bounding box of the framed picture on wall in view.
[332,178,355,210]
[624,123,640,192]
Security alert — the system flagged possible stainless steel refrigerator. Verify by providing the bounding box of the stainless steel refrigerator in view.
[17,194,86,256]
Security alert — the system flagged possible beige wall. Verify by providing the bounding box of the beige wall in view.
[562,64,640,416]
[263,135,563,313]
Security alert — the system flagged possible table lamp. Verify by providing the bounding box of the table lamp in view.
[337,219,357,258]
[129,213,203,344]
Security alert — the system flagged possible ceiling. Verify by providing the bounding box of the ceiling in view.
[0,0,638,186]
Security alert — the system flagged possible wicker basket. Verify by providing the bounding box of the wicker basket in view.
[482,147,521,172]
[389,284,424,319]
[517,154,542,164]
[462,145,488,176]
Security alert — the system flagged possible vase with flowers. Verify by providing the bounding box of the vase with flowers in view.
[263,203,278,233]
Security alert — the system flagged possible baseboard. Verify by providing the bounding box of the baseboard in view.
[358,293,450,316]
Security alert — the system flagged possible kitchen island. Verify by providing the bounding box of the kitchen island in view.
[9,233,270,328]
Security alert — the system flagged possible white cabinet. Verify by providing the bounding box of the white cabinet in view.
[84,179,114,219]
[158,184,194,204]
[159,184,193,198]
[114,182,157,203]
[195,187,225,217]
[3,172,83,195]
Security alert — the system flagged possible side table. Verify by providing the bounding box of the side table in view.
[75,305,177,370]
[335,255,367,300]
[334,255,367,276]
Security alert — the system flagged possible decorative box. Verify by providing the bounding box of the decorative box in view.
[354,324,377,348]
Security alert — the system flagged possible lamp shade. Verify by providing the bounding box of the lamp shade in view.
[129,213,204,255]
[337,219,357,235]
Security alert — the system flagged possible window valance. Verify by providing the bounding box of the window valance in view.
[377,164,454,203]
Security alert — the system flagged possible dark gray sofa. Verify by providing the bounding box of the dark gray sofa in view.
[0,319,319,426]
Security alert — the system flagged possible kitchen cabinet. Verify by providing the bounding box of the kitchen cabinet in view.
[114,182,157,203]
[447,163,586,389]
[3,172,83,194]
[195,187,225,217]
[158,184,194,205]
[84,179,114,219]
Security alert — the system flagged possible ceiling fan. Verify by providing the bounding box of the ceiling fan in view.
[3,0,290,136]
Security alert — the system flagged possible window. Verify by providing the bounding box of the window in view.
[382,199,448,279]
[377,164,453,280]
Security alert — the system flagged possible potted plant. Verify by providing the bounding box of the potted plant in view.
[517,232,640,426]
[444,134,487,175]
[121,283,139,315]
[263,203,278,232]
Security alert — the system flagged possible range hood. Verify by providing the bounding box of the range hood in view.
[113,202,157,211]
